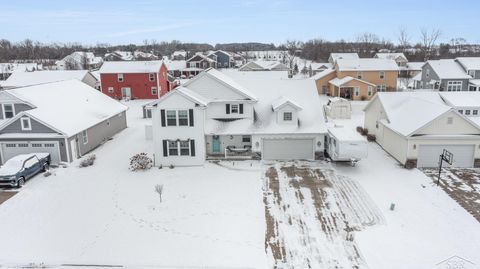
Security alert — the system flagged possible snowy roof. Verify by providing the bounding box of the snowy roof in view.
[328,126,366,142]
[412,71,422,81]
[4,80,127,137]
[183,68,258,101]
[0,63,41,74]
[174,87,209,106]
[172,50,187,57]
[470,79,480,86]
[99,61,164,74]
[336,58,399,71]
[312,68,335,80]
[406,62,425,71]
[329,76,376,87]
[439,92,480,107]
[62,51,102,65]
[374,53,407,61]
[1,70,90,88]
[271,96,303,111]
[329,53,359,62]
[456,57,480,71]
[186,53,216,63]
[204,70,326,135]
[164,60,186,71]
[426,59,471,79]
[248,60,289,70]
[372,92,452,136]
[104,51,134,61]
[310,62,332,70]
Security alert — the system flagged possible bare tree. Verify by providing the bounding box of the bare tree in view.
[356,32,380,56]
[420,28,441,61]
[283,40,302,69]
[397,27,411,52]
[155,184,164,203]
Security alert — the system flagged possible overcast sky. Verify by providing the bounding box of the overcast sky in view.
[2,0,480,45]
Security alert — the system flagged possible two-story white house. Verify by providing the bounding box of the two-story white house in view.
[150,68,326,166]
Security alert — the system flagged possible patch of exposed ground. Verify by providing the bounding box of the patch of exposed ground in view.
[423,168,480,223]
[0,191,17,205]
[263,162,383,269]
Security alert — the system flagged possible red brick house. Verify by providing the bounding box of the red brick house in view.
[99,61,169,99]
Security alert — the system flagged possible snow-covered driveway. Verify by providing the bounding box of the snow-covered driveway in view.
[0,101,268,269]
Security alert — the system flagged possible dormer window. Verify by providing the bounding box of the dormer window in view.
[231,104,239,114]
[283,112,293,121]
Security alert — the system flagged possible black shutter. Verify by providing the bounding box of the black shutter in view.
[190,140,195,156]
[160,109,166,127]
[189,109,194,126]
[226,104,230,114]
[239,104,244,114]
[162,140,168,156]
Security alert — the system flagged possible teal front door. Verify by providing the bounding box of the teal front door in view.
[212,136,220,153]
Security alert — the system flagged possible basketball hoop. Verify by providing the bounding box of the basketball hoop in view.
[437,149,453,186]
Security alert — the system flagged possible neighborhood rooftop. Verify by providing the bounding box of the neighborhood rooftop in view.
[0,70,90,88]
[4,79,127,137]
[336,58,399,71]
[99,60,164,73]
[426,59,472,79]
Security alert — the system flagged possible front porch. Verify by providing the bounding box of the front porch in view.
[331,86,355,100]
[206,134,257,160]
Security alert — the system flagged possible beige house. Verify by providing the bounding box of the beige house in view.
[364,92,480,168]
[314,58,399,100]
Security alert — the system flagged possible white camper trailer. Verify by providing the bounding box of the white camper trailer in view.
[326,126,368,166]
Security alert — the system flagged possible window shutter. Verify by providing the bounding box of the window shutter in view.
[190,140,195,156]
[226,104,230,114]
[239,104,244,114]
[160,109,166,127]
[189,109,194,126]
[162,140,168,157]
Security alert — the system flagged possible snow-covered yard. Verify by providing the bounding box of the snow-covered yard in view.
[0,100,268,268]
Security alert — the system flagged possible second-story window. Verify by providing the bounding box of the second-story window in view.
[283,112,292,121]
[357,72,363,79]
[2,104,14,119]
[151,87,157,95]
[149,73,155,81]
[379,71,385,79]
[166,110,177,126]
[231,104,239,113]
[178,110,189,126]
[118,73,124,82]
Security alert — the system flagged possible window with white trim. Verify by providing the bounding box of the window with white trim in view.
[357,72,363,79]
[447,81,462,91]
[21,117,31,131]
[379,71,385,79]
[458,109,464,114]
[377,85,386,92]
[231,104,239,114]
[108,87,114,93]
[354,87,360,97]
[151,87,158,95]
[44,143,55,147]
[3,104,14,119]
[166,110,177,126]
[149,73,155,81]
[82,130,88,144]
[5,143,16,148]
[465,110,471,115]
[283,112,292,121]
[18,143,28,147]
[474,110,478,116]
[117,73,124,82]
[242,136,251,143]
[447,117,453,124]
[179,141,190,156]
[168,141,178,156]
[368,86,373,96]
[178,110,189,126]
[468,70,476,77]
[32,143,42,147]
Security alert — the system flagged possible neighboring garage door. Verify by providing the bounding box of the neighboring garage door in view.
[417,144,475,168]
[262,138,314,160]
[1,141,61,164]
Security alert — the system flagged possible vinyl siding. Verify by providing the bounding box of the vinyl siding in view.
[1,117,58,134]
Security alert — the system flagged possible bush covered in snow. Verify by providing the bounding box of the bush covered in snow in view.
[367,134,376,142]
[79,155,96,168]
[129,153,153,171]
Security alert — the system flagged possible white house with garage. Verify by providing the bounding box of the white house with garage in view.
[0,80,127,165]
[150,68,326,166]
[364,92,480,168]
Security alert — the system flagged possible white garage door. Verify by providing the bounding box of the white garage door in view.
[1,141,61,164]
[262,138,314,160]
[417,144,475,168]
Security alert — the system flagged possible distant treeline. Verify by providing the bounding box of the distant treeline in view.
[1,34,480,63]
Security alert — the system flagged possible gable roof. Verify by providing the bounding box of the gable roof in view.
[312,68,335,80]
[336,58,399,71]
[329,53,359,62]
[426,59,471,79]
[3,80,127,137]
[99,61,164,74]
[456,57,480,71]
[238,61,264,71]
[271,96,303,111]
[374,53,408,61]
[370,92,456,136]
[406,62,425,71]
[186,53,215,63]
[183,68,257,101]
[1,70,90,88]
[439,92,480,107]
[329,76,376,87]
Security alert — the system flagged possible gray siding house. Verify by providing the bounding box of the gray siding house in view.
[421,59,472,91]
[0,80,127,164]
[208,50,234,68]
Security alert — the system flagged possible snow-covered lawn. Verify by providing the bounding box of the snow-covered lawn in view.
[0,100,268,268]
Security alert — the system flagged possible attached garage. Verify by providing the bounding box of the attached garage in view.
[262,138,314,160]
[417,144,475,168]
[0,141,61,164]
